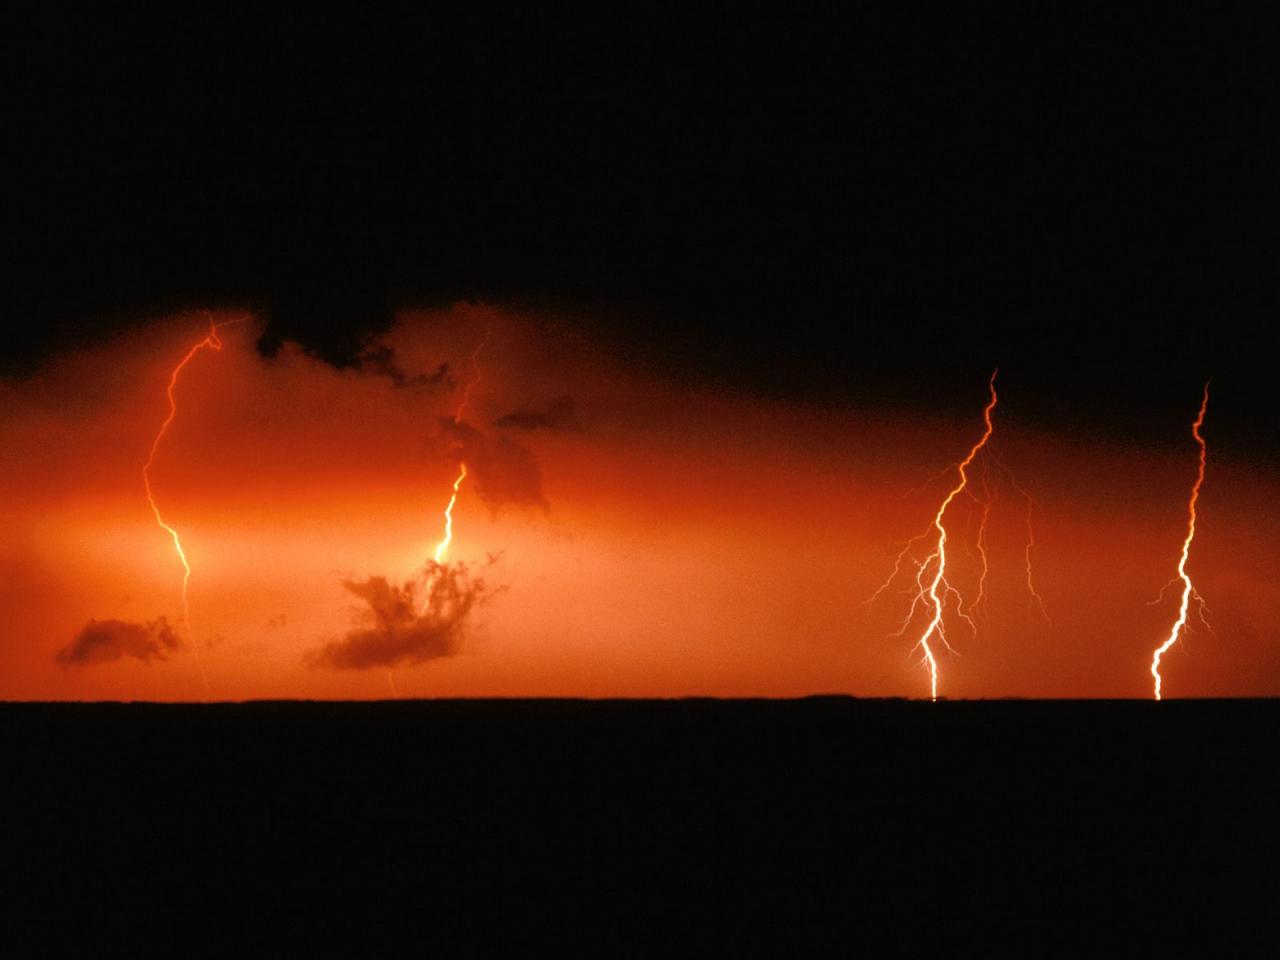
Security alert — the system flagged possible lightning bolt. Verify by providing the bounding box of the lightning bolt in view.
[451,331,489,426]
[990,457,1050,624]
[865,370,1046,700]
[906,371,998,701]
[139,315,245,692]
[966,468,994,619]
[1150,381,1210,701]
[433,463,467,565]
[142,317,237,632]
[421,332,490,611]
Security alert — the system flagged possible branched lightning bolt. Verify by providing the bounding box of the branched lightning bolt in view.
[1150,381,1210,701]
[864,370,1051,699]
[903,371,999,701]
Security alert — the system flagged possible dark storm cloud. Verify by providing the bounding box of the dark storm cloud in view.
[359,345,452,390]
[10,6,1276,455]
[493,397,579,432]
[254,288,397,371]
[309,562,493,670]
[57,617,182,666]
[252,288,455,388]
[438,419,547,509]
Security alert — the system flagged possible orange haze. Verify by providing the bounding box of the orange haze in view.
[2,304,1277,700]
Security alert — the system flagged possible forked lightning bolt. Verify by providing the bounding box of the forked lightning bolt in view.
[906,371,998,701]
[865,370,1045,700]
[1150,382,1211,701]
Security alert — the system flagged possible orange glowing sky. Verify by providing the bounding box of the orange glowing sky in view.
[2,303,1277,701]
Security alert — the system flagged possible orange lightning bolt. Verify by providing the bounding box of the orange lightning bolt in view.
[422,332,490,610]
[433,463,467,565]
[139,315,245,695]
[451,331,489,426]
[908,371,998,701]
[142,317,237,633]
[1150,381,1210,701]
[990,457,1050,624]
[865,371,1013,700]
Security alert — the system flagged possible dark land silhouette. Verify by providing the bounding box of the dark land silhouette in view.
[2,697,1276,952]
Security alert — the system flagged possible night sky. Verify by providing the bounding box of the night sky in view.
[6,8,1278,699]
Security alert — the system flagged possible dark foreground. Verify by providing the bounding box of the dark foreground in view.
[3,698,1276,953]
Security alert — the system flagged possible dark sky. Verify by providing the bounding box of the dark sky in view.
[10,8,1277,451]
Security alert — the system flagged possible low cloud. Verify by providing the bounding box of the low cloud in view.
[57,617,182,666]
[309,560,496,670]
